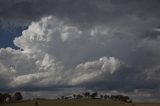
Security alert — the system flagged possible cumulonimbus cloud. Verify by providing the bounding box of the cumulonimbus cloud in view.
[1,0,160,101]
[0,16,121,90]
[0,10,160,100]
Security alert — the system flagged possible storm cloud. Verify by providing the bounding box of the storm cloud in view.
[0,0,160,26]
[0,0,160,101]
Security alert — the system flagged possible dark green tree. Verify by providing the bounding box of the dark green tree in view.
[73,94,76,99]
[0,93,4,103]
[4,93,12,103]
[61,96,65,100]
[83,92,90,99]
[13,92,23,101]
[123,96,130,102]
[91,92,98,99]
[76,94,83,99]
[100,95,103,99]
[104,95,109,100]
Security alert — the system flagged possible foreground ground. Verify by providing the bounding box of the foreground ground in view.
[1,100,160,106]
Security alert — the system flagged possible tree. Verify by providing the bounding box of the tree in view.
[73,94,76,99]
[116,95,123,101]
[123,96,130,102]
[83,92,90,99]
[76,94,83,99]
[91,92,98,99]
[61,96,65,100]
[100,95,103,99]
[13,92,23,101]
[64,97,69,100]
[0,93,4,103]
[104,95,109,100]
[3,93,12,103]
[0,93,12,104]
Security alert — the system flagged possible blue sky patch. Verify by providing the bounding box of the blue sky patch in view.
[0,24,27,49]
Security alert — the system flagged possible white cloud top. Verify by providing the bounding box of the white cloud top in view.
[0,16,121,89]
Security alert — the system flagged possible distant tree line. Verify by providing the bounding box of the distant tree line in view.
[57,91,132,103]
[0,92,23,104]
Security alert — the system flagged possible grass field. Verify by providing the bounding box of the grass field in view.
[1,100,160,106]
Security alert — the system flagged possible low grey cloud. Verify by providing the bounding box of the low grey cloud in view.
[0,0,160,27]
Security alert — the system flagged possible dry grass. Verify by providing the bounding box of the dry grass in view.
[1,100,160,106]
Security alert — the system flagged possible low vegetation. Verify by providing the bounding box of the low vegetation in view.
[57,91,132,103]
[1,91,159,106]
[0,92,23,104]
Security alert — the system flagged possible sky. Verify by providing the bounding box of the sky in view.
[0,0,160,102]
